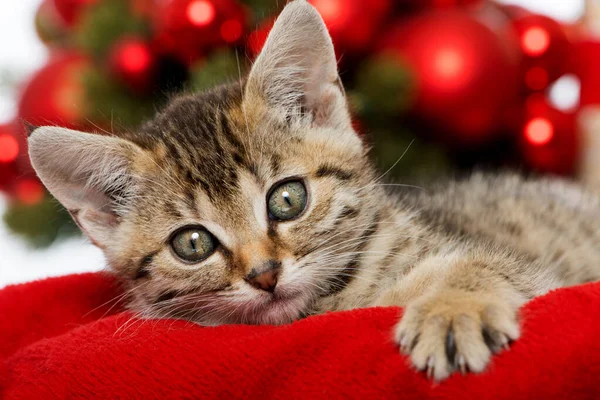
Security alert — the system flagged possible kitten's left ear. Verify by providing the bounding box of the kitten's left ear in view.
[245,0,350,129]
[28,127,144,249]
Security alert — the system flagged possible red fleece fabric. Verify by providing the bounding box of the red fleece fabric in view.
[1,273,599,399]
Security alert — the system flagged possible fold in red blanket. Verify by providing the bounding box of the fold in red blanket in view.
[1,273,599,399]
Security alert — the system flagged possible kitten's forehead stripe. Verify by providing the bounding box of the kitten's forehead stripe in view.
[164,200,184,219]
[183,185,197,211]
[126,83,247,204]
[315,164,353,181]
[270,156,281,175]
[217,106,244,154]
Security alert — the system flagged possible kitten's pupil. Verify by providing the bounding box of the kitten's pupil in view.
[190,232,199,252]
[282,191,292,206]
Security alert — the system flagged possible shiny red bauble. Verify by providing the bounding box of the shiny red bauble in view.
[153,0,247,65]
[511,14,571,82]
[308,0,392,54]
[18,53,89,130]
[52,0,97,27]
[109,38,156,94]
[0,124,20,191]
[378,10,518,145]
[570,40,600,107]
[519,100,578,175]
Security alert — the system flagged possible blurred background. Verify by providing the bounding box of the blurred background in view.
[1,0,599,287]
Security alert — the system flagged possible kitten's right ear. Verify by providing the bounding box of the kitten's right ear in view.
[245,0,351,130]
[29,127,143,249]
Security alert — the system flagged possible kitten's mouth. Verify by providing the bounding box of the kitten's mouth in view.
[263,290,295,306]
[254,287,307,324]
[267,286,303,303]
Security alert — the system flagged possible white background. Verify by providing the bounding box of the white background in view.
[0,0,586,288]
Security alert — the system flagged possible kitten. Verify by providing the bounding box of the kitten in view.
[28,0,600,381]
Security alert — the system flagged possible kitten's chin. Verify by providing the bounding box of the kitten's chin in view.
[188,286,311,326]
[253,293,308,325]
[186,295,306,327]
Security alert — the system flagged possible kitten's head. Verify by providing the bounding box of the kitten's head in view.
[28,0,382,325]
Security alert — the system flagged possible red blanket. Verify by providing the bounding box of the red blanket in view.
[1,272,599,399]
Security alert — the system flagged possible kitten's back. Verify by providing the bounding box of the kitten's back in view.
[406,173,600,285]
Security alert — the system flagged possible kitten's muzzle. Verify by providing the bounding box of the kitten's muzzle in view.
[245,260,281,293]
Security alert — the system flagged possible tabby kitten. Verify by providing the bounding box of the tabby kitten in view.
[29,0,600,381]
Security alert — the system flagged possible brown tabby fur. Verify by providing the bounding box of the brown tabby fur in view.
[29,0,600,381]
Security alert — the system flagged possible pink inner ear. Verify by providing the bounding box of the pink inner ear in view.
[72,208,120,250]
[312,85,340,126]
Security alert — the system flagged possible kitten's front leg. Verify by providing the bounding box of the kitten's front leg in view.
[375,248,541,381]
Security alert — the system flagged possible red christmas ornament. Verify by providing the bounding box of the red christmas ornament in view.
[250,1,392,59]
[510,14,571,83]
[51,0,97,27]
[0,134,19,164]
[14,179,46,205]
[109,38,156,94]
[0,124,19,192]
[4,121,34,171]
[519,99,578,175]
[570,40,600,107]
[35,0,68,46]
[0,123,36,197]
[0,162,18,193]
[525,92,549,115]
[308,0,391,54]
[524,66,549,91]
[378,10,518,145]
[153,0,247,65]
[18,53,89,130]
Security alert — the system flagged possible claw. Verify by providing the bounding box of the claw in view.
[426,356,435,378]
[501,334,510,351]
[399,333,408,350]
[457,355,467,375]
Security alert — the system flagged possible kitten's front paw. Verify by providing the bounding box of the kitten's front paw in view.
[395,291,520,381]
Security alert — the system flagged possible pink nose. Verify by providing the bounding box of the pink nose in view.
[245,262,280,293]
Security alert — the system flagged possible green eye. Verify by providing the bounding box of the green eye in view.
[268,180,308,221]
[170,227,217,263]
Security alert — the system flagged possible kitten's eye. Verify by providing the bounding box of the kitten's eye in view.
[268,180,308,221]
[170,227,217,263]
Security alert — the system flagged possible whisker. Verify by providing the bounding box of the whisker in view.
[374,139,414,184]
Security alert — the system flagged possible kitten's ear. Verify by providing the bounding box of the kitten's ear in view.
[245,0,350,129]
[29,127,143,249]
